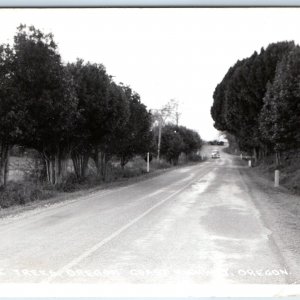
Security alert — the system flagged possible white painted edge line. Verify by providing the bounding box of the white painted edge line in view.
[43,173,202,283]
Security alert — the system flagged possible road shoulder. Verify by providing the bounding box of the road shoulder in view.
[237,159,300,283]
[0,161,203,222]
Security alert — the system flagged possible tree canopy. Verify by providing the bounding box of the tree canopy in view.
[211,41,297,163]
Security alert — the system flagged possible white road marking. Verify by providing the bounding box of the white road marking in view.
[43,171,210,283]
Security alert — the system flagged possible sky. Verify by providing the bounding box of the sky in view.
[1,8,300,140]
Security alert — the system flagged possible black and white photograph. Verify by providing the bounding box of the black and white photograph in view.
[0,6,300,296]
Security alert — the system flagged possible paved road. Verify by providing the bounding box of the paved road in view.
[0,147,299,286]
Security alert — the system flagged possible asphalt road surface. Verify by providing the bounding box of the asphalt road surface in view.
[0,146,300,286]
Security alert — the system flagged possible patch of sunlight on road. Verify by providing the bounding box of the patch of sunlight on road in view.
[151,172,217,242]
[177,167,193,173]
[133,171,216,247]
[190,172,216,195]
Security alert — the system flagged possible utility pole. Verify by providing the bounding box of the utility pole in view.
[157,115,162,161]
[150,108,163,161]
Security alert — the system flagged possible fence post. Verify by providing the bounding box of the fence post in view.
[274,170,280,187]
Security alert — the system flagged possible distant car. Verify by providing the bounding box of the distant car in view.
[211,150,220,159]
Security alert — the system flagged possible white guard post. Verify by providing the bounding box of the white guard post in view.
[274,170,280,187]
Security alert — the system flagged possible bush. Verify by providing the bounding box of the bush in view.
[151,159,171,170]
[187,153,204,162]
[121,168,146,178]
[0,181,55,208]
[56,173,81,192]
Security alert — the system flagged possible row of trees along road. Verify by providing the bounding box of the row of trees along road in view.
[0,25,153,187]
[0,25,203,189]
[211,41,300,166]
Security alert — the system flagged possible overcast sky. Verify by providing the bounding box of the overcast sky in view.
[1,8,300,140]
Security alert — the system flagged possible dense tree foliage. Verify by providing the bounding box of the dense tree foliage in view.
[67,60,129,179]
[0,44,18,188]
[177,126,203,156]
[108,86,153,169]
[260,47,300,164]
[158,124,202,165]
[211,41,298,164]
[160,125,184,165]
[12,25,79,184]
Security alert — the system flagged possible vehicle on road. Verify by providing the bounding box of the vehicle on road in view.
[211,150,220,159]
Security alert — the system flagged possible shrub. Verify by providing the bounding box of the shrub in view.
[56,173,81,192]
[0,181,55,208]
[151,159,171,170]
[122,168,146,178]
[187,153,204,162]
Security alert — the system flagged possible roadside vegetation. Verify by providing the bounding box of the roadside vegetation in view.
[0,25,203,209]
[211,41,300,193]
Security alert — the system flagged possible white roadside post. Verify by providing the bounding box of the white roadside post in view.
[147,152,150,173]
[274,170,280,187]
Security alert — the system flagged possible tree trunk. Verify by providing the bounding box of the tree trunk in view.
[120,157,125,170]
[100,152,107,181]
[275,151,281,168]
[42,149,69,185]
[252,147,257,164]
[72,152,89,179]
[91,146,102,178]
[0,143,10,188]
[91,146,111,181]
[54,151,69,185]
[120,155,129,170]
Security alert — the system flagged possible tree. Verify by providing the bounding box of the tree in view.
[211,41,296,160]
[0,44,19,188]
[151,99,181,160]
[109,86,153,168]
[177,126,202,156]
[260,47,300,165]
[91,82,130,180]
[67,60,114,179]
[12,25,79,185]
[160,124,184,165]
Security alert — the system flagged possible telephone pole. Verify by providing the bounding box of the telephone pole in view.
[157,114,162,160]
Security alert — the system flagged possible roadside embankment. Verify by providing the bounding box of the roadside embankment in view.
[254,150,300,195]
[0,155,206,217]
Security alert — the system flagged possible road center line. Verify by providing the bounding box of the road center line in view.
[43,167,212,283]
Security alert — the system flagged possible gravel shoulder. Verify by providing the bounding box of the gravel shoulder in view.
[236,155,300,283]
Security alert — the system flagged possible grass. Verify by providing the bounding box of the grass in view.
[0,181,56,208]
[1,154,202,210]
[255,152,300,194]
